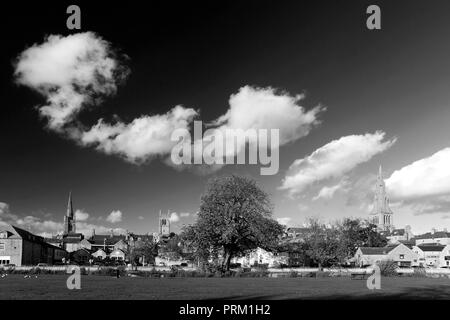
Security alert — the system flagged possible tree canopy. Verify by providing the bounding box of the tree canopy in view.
[182,175,284,271]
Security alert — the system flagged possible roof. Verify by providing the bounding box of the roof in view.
[359,246,395,255]
[417,244,446,252]
[1,225,66,251]
[89,235,126,245]
[415,232,450,240]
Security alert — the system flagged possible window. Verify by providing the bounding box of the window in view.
[399,254,404,260]
[0,243,5,251]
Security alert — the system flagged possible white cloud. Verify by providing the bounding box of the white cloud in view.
[15,216,63,235]
[14,32,127,131]
[81,105,198,163]
[169,212,180,223]
[106,210,122,223]
[76,222,126,237]
[277,217,292,226]
[313,185,340,201]
[213,85,324,149]
[75,209,89,221]
[280,131,396,197]
[386,148,450,200]
[179,212,191,217]
[14,34,323,172]
[138,216,145,220]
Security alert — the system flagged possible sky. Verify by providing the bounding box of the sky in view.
[2,0,450,237]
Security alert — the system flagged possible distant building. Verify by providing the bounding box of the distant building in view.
[285,227,310,240]
[354,243,418,268]
[381,226,414,244]
[231,248,289,268]
[412,244,446,267]
[369,166,394,232]
[159,210,171,236]
[0,224,66,266]
[414,229,450,246]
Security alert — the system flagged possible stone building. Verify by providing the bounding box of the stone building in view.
[0,224,66,266]
[369,166,394,231]
[354,243,418,268]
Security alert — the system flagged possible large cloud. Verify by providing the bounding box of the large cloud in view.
[14,32,127,131]
[213,86,325,148]
[82,106,197,163]
[14,33,323,171]
[386,148,450,200]
[280,131,396,197]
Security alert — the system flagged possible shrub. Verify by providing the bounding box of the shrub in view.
[377,260,398,277]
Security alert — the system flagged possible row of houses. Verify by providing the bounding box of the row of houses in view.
[355,243,450,268]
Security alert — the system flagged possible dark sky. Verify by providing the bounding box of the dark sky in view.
[2,0,450,236]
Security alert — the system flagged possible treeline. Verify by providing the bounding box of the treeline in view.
[180,175,387,271]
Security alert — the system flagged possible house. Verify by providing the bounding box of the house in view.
[70,248,91,265]
[0,224,67,266]
[285,227,310,240]
[231,248,289,267]
[91,248,108,260]
[438,245,450,268]
[412,244,446,267]
[414,229,450,246]
[381,226,413,244]
[109,249,126,261]
[354,243,418,267]
[88,234,127,252]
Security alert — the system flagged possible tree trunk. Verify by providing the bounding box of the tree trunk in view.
[222,250,233,271]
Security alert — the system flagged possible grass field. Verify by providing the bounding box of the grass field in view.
[1,275,450,299]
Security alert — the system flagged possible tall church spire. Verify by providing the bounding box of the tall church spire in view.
[64,192,76,234]
[370,165,394,231]
[66,191,74,218]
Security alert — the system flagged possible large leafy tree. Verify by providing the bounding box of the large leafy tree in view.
[336,218,388,262]
[303,219,341,269]
[182,175,284,271]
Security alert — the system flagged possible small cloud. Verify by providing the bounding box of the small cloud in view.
[138,216,145,220]
[179,212,191,217]
[169,212,180,223]
[106,210,123,224]
[75,209,89,222]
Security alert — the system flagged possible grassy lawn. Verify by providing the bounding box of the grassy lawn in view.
[0,275,450,299]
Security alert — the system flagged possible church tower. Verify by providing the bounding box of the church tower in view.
[63,192,76,235]
[369,166,394,231]
[159,210,170,236]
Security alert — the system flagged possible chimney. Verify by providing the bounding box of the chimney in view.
[92,229,95,237]
[110,229,114,238]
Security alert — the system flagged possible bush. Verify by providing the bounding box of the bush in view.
[377,260,398,277]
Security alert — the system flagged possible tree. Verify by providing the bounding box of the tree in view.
[181,175,284,271]
[336,218,388,263]
[129,239,159,267]
[303,218,341,270]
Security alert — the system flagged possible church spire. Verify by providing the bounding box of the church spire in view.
[64,192,76,234]
[370,165,394,231]
[66,191,74,218]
